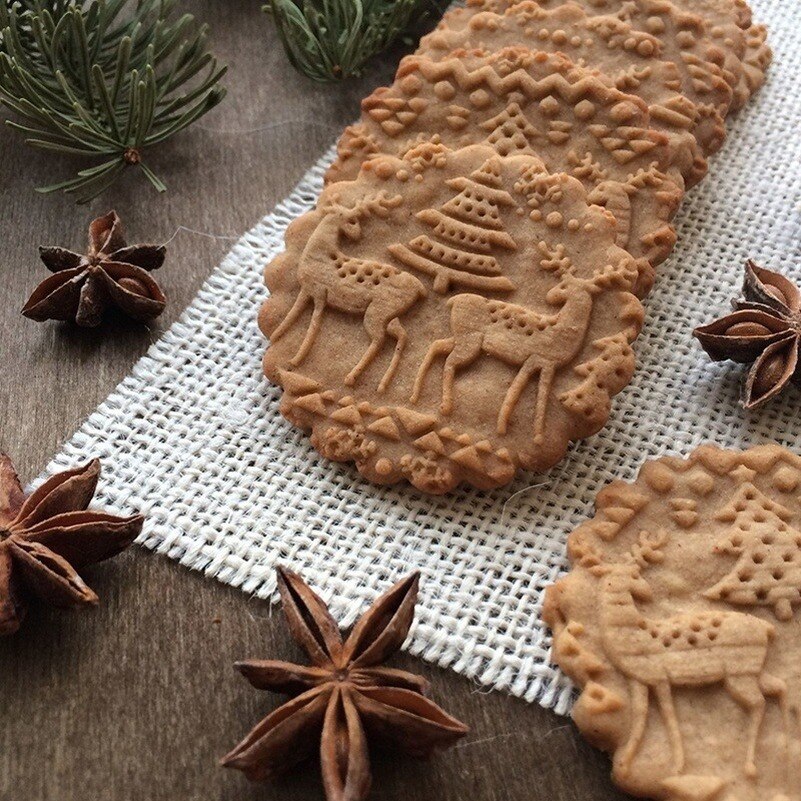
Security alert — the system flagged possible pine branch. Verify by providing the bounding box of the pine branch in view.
[0,1,227,202]
[265,0,447,82]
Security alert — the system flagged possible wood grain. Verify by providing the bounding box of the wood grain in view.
[0,2,629,799]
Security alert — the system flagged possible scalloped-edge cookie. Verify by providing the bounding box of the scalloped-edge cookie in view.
[609,0,761,111]
[327,48,684,284]
[417,0,708,187]
[260,144,644,493]
[445,0,739,154]
[544,444,801,801]
[538,0,771,106]
[742,22,772,99]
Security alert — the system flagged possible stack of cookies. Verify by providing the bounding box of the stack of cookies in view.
[259,0,771,494]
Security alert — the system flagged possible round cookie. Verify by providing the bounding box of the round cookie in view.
[417,0,708,187]
[544,444,801,801]
[615,0,754,110]
[742,22,772,99]
[553,0,771,105]
[327,48,685,282]
[261,144,644,493]
[576,0,771,112]
[443,0,736,154]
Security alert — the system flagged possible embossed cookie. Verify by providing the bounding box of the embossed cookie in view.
[742,21,772,99]
[442,0,735,154]
[555,0,771,105]
[457,0,755,33]
[693,0,753,30]
[260,144,644,493]
[327,48,685,281]
[568,0,771,115]
[610,0,756,111]
[544,444,801,801]
[417,1,708,187]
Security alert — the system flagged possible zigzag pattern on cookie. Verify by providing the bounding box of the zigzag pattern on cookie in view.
[550,0,770,104]
[327,48,685,279]
[612,0,749,109]
[448,0,752,153]
[417,0,708,186]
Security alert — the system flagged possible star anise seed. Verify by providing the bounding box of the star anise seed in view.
[22,211,167,328]
[0,454,143,635]
[694,260,801,409]
[222,568,468,801]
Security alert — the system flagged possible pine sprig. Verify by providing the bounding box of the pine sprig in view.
[0,1,227,202]
[265,0,446,82]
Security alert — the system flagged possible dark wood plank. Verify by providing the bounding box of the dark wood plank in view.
[0,2,629,799]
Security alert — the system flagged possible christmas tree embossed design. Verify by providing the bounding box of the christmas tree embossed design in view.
[388,158,518,294]
[480,102,542,155]
[704,482,801,621]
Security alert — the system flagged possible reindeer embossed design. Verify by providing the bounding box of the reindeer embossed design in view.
[411,246,626,442]
[270,192,427,392]
[581,530,789,779]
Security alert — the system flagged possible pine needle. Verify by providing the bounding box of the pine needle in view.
[264,0,448,82]
[0,0,227,202]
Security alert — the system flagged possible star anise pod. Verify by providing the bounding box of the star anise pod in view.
[222,568,468,801]
[22,211,167,328]
[694,260,801,409]
[0,455,143,635]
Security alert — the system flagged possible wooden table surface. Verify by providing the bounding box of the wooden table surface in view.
[0,3,628,799]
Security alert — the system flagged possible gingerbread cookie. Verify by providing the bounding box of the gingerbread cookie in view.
[683,0,753,30]
[327,48,685,280]
[441,0,736,154]
[601,0,764,113]
[563,0,771,113]
[561,0,771,104]
[438,0,741,58]
[742,22,772,99]
[417,1,708,187]
[544,444,801,801]
[614,0,756,111]
[669,0,766,101]
[261,144,644,493]
[512,0,751,32]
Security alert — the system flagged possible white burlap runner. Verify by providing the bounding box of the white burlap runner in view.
[43,0,799,715]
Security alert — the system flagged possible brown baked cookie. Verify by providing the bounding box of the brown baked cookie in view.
[556,0,754,107]
[261,144,644,493]
[327,48,684,282]
[621,0,755,110]
[544,444,801,801]
[442,0,735,154]
[742,22,772,99]
[460,0,752,25]
[570,0,770,103]
[709,0,753,29]
[569,0,752,133]
[417,1,708,187]
[690,0,753,30]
